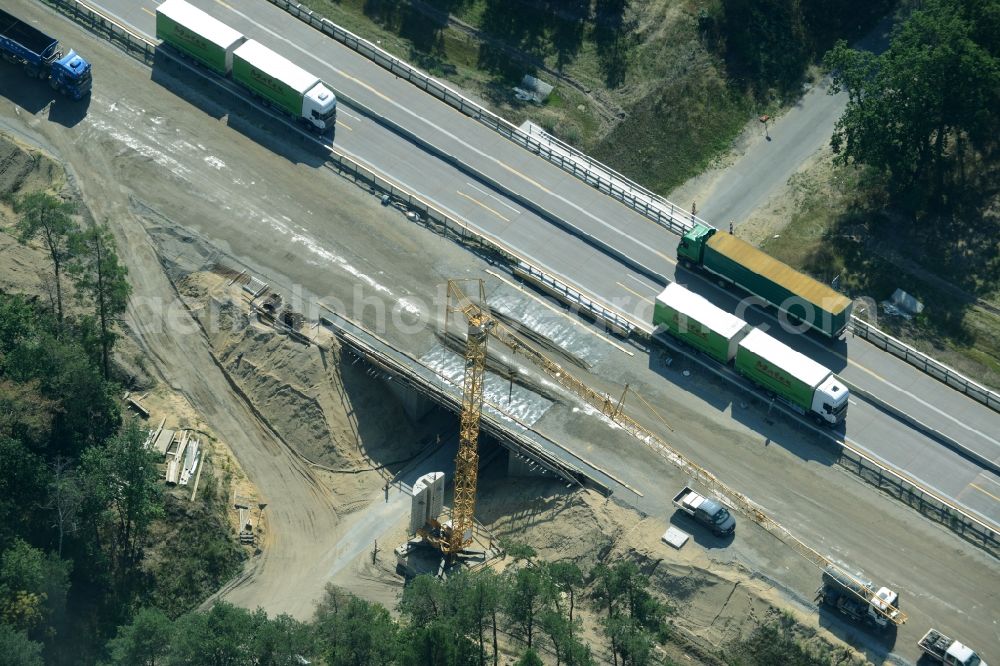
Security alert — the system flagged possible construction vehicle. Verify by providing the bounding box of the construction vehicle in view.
[155,0,336,132]
[817,565,899,630]
[438,280,902,630]
[677,223,852,338]
[0,8,92,99]
[653,284,849,425]
[672,486,735,536]
[918,629,987,666]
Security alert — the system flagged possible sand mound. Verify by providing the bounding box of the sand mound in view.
[178,272,422,475]
[0,134,63,204]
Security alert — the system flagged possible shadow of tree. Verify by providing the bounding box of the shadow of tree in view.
[478,0,590,76]
[593,0,629,87]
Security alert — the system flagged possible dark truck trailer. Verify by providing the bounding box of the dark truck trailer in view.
[0,8,92,99]
[678,224,851,338]
[817,565,899,630]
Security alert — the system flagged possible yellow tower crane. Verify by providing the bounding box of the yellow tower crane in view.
[436,278,904,625]
[440,279,492,555]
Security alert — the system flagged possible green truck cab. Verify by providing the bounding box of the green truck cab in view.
[678,224,852,339]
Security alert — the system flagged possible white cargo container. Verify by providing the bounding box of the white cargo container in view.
[156,0,246,75]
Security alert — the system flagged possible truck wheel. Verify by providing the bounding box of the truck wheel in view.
[50,79,60,90]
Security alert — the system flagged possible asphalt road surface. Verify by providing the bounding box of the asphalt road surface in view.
[79,0,1000,528]
[4,3,997,659]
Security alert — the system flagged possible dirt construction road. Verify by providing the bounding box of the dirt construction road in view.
[3,4,998,661]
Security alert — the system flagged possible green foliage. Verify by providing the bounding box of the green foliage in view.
[106,603,313,666]
[514,648,543,666]
[0,539,70,636]
[0,623,44,666]
[500,538,536,562]
[704,0,891,99]
[503,566,546,649]
[0,294,121,453]
[825,0,1000,206]
[81,421,162,598]
[314,585,398,666]
[70,224,131,379]
[725,620,832,665]
[105,607,173,666]
[147,495,243,619]
[591,561,670,665]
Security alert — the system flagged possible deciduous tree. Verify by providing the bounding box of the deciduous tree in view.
[825,0,1000,206]
[106,607,173,666]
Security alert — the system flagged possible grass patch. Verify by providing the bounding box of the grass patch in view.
[763,158,1000,389]
[295,0,757,193]
[143,469,245,618]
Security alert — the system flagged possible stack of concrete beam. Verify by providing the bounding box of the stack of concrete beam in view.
[165,432,189,485]
[179,438,200,486]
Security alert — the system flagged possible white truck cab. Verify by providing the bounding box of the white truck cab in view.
[303,83,337,131]
[811,374,849,425]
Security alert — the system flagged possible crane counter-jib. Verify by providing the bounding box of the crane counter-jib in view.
[155,0,246,75]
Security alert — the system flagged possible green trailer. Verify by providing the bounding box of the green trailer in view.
[734,328,848,424]
[678,224,852,338]
[653,283,751,364]
[155,0,245,75]
[231,40,337,131]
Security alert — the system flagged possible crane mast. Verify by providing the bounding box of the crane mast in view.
[443,280,491,555]
[437,280,903,626]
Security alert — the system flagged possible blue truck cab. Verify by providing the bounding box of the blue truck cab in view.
[0,8,92,100]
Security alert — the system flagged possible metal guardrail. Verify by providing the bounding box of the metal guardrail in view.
[320,158,635,338]
[43,0,156,64]
[52,0,997,553]
[266,0,707,237]
[838,444,998,557]
[851,317,1000,413]
[268,0,1000,413]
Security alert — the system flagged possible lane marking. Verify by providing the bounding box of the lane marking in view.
[969,483,1000,504]
[335,120,352,131]
[466,182,520,214]
[336,108,362,123]
[625,274,659,292]
[197,1,671,266]
[656,249,677,264]
[617,282,654,305]
[484,269,634,357]
[977,474,1000,490]
[106,0,993,450]
[141,6,154,16]
[456,190,509,223]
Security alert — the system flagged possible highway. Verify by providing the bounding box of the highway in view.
[5,2,997,656]
[81,0,1000,528]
